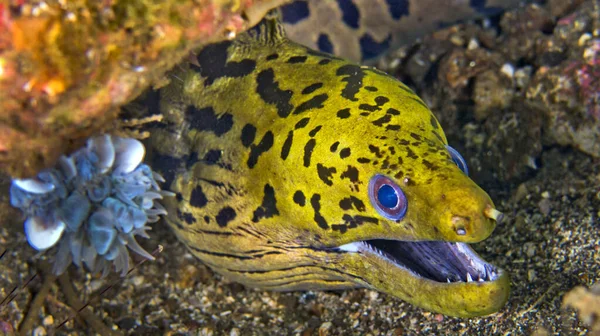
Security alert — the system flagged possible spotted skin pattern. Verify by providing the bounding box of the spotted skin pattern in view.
[280,0,529,62]
[148,14,509,317]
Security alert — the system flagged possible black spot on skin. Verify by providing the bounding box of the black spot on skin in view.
[178,210,196,225]
[331,224,347,233]
[317,34,334,54]
[372,114,391,126]
[405,177,416,186]
[281,131,293,160]
[406,147,418,159]
[287,56,308,64]
[216,207,236,227]
[339,148,351,159]
[357,157,370,163]
[332,214,378,233]
[318,59,331,65]
[365,86,378,92]
[359,33,392,61]
[368,145,383,158]
[359,103,380,112]
[349,214,378,224]
[330,141,340,152]
[360,112,370,116]
[293,94,329,115]
[311,194,329,229]
[279,1,310,23]
[295,117,310,129]
[422,159,439,171]
[337,108,351,119]
[190,186,208,208]
[317,163,337,186]
[293,190,306,206]
[339,199,352,210]
[309,125,322,137]
[410,133,422,141]
[386,125,401,131]
[336,65,365,101]
[375,96,390,106]
[381,159,390,170]
[337,0,360,28]
[256,69,294,118]
[204,215,210,223]
[385,0,410,20]
[266,53,279,60]
[149,153,183,187]
[303,139,316,167]
[430,115,439,129]
[247,131,274,168]
[187,106,234,136]
[302,83,324,95]
[387,108,400,115]
[340,165,359,183]
[203,149,222,165]
[240,123,257,147]
[339,196,366,211]
[192,41,256,86]
[252,184,279,222]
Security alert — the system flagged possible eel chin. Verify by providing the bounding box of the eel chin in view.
[338,239,509,317]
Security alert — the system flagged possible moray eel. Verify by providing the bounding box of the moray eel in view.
[280,0,529,62]
[147,11,509,318]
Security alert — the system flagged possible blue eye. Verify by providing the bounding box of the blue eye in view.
[446,145,469,176]
[378,185,398,208]
[369,175,407,221]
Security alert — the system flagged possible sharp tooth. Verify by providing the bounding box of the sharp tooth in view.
[478,277,484,282]
[466,273,473,282]
[447,278,451,283]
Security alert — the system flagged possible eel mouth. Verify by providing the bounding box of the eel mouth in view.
[338,239,500,283]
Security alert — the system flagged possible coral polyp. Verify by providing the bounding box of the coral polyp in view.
[9,135,173,276]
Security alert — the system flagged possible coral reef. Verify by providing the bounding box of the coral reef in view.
[0,0,287,179]
[9,135,173,276]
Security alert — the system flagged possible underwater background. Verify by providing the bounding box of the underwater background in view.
[0,0,599,335]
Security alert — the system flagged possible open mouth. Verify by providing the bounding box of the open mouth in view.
[338,240,500,283]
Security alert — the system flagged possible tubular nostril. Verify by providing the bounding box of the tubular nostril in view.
[484,205,504,223]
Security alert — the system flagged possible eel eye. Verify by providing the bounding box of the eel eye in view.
[368,174,407,221]
[446,145,469,176]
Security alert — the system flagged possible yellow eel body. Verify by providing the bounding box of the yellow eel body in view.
[147,13,509,317]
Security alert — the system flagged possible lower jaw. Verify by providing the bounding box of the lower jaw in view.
[342,251,510,317]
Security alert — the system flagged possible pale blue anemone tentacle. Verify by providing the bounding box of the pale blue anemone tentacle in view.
[9,135,174,277]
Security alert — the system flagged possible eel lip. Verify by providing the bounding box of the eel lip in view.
[338,239,501,283]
